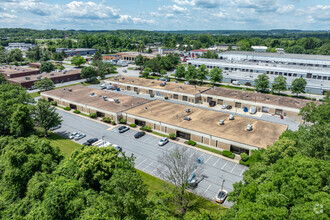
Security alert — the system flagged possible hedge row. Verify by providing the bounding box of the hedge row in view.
[140,126,152,132]
[73,110,80,114]
[64,107,71,111]
[187,140,196,146]
[222,150,235,159]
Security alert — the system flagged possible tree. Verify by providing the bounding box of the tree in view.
[254,73,270,91]
[34,99,62,137]
[185,65,197,83]
[197,64,208,84]
[34,77,55,91]
[160,69,167,76]
[8,49,23,62]
[135,54,146,70]
[0,74,8,85]
[81,66,97,82]
[10,104,34,137]
[92,50,102,64]
[40,62,55,73]
[272,75,287,93]
[209,67,223,85]
[157,147,203,215]
[175,65,186,79]
[71,55,86,67]
[291,77,307,96]
[142,67,152,78]
[26,46,41,61]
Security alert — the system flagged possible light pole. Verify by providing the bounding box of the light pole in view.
[102,135,105,147]
[218,179,225,210]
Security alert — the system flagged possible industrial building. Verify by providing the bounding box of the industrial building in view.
[115,52,158,61]
[187,59,330,94]
[0,65,40,79]
[56,48,97,56]
[41,85,149,123]
[201,87,319,119]
[9,69,81,88]
[106,76,209,103]
[123,100,287,154]
[5,43,36,51]
[218,51,330,68]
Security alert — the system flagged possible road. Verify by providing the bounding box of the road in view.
[55,109,247,208]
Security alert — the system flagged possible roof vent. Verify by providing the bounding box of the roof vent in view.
[184,116,191,121]
[68,88,72,92]
[121,77,125,80]
[160,82,166,87]
[219,119,225,125]
[90,92,95,96]
[246,124,253,131]
[103,96,108,101]
[229,114,234,120]
[25,76,30,80]
[37,76,42,80]
[114,98,120,103]
[186,108,190,113]
[50,73,54,76]
[63,71,67,74]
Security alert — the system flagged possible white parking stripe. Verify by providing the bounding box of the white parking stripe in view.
[136,159,147,168]
[213,158,220,166]
[240,167,247,176]
[230,164,237,173]
[221,161,228,169]
[204,184,212,193]
[204,155,212,164]
[143,162,154,171]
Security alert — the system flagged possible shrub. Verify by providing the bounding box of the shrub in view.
[169,133,176,140]
[64,107,71,111]
[150,94,154,98]
[144,126,152,132]
[119,118,127,124]
[222,150,235,159]
[102,116,111,123]
[130,123,136,128]
[111,121,116,125]
[73,110,80,114]
[187,140,196,146]
[51,101,57,106]
[240,153,249,162]
[164,96,168,100]
[89,113,97,119]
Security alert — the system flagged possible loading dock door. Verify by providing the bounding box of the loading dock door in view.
[230,145,249,155]
[69,104,77,109]
[275,109,283,115]
[135,119,146,127]
[177,131,191,140]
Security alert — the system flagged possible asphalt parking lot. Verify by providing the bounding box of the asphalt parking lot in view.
[55,109,247,207]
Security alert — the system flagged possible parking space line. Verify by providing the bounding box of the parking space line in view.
[230,164,237,173]
[213,158,220,166]
[204,184,212,194]
[136,159,147,168]
[152,164,161,174]
[221,161,228,169]
[204,155,212,164]
[143,162,153,171]
[240,167,247,176]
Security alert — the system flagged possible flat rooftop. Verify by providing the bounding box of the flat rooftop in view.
[108,76,210,95]
[116,52,159,57]
[0,65,38,75]
[42,85,149,113]
[125,100,287,149]
[203,87,320,109]
[10,69,81,83]
[220,51,330,61]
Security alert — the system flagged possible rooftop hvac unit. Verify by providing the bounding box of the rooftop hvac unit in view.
[184,116,191,121]
[63,71,67,74]
[114,98,120,103]
[90,92,95,96]
[160,82,166,87]
[68,88,72,92]
[25,76,30,80]
[229,114,234,120]
[37,76,42,80]
[50,73,54,76]
[219,119,225,125]
[186,108,190,113]
[246,124,253,131]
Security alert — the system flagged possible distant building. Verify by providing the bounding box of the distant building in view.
[29,63,41,69]
[56,48,97,56]
[8,69,81,89]
[158,48,178,55]
[102,54,121,60]
[0,65,40,79]
[190,49,216,57]
[115,52,158,62]
[5,43,36,52]
[251,46,268,52]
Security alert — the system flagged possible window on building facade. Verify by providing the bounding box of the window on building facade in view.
[182,96,188,101]
[173,94,178,99]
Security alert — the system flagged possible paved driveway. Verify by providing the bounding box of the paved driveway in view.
[55,110,247,207]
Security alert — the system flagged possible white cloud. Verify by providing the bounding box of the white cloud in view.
[276,4,295,14]
[0,12,16,18]
[172,0,195,6]
[159,4,189,14]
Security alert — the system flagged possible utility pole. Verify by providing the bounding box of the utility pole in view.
[218,179,225,210]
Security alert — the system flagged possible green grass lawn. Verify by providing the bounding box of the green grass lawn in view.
[47,132,81,157]
[30,92,40,98]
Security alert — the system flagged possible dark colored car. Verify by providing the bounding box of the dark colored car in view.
[118,126,130,133]
[83,138,99,146]
[209,101,216,107]
[134,131,146,139]
[226,105,232,110]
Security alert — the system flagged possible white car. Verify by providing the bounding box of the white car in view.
[50,124,61,131]
[74,133,86,141]
[221,105,227,109]
[158,137,169,146]
[215,190,228,204]
[69,132,79,139]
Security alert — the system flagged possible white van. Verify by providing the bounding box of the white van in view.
[249,106,257,114]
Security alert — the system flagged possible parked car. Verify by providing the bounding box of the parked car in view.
[69,132,79,139]
[74,133,86,141]
[158,137,169,146]
[209,101,216,107]
[123,70,127,73]
[221,105,227,109]
[100,83,109,89]
[134,131,146,139]
[226,105,232,110]
[249,106,257,114]
[50,124,61,131]
[112,144,122,152]
[118,126,130,133]
[86,138,98,145]
[215,190,228,204]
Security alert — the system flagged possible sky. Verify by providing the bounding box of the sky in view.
[0,0,329,30]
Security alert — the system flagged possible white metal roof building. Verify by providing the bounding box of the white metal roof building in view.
[218,51,330,68]
[5,43,36,52]
[187,59,330,95]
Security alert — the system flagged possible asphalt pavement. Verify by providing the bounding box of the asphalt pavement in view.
[54,109,247,208]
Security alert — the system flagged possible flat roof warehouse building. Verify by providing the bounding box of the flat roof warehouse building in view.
[106,76,210,103]
[123,100,288,155]
[41,85,149,123]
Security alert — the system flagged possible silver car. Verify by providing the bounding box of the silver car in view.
[74,133,86,141]
[69,132,79,139]
[158,137,169,146]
